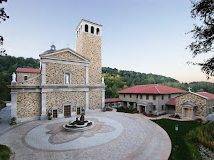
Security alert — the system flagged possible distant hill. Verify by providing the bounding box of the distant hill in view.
[0,56,214,101]
[102,67,179,98]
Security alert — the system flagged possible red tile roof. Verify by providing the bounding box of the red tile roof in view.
[105,98,121,103]
[196,92,214,100]
[117,84,186,94]
[166,98,175,106]
[16,67,40,73]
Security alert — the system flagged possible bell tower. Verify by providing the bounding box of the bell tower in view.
[76,19,102,85]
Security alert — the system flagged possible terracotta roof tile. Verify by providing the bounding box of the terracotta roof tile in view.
[196,92,214,100]
[105,98,121,103]
[166,98,175,106]
[117,84,186,94]
[16,67,40,73]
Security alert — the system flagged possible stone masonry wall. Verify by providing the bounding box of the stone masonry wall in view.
[17,72,41,85]
[207,99,214,114]
[176,93,207,117]
[89,91,102,110]
[46,63,86,84]
[51,51,82,61]
[46,91,85,114]
[17,92,41,118]
[76,33,101,85]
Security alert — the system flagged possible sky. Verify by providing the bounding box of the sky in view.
[1,0,213,83]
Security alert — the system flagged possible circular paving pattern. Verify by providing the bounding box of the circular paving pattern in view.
[0,112,171,160]
[24,116,124,150]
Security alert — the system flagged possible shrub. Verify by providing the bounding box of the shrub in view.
[116,107,134,113]
[175,114,180,118]
[186,122,214,152]
[133,110,139,113]
[0,144,11,160]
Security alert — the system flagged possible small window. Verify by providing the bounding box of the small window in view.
[153,95,156,100]
[162,105,164,110]
[162,95,164,100]
[24,75,28,81]
[140,95,142,99]
[65,73,70,84]
[91,26,94,34]
[209,107,212,114]
[168,94,171,99]
[124,94,125,98]
[130,94,132,98]
[146,95,149,100]
[85,24,88,32]
[213,107,214,113]
[96,28,100,35]
[153,105,156,110]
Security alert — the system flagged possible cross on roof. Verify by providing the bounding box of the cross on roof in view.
[188,87,192,92]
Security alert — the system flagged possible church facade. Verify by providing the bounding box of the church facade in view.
[9,20,105,122]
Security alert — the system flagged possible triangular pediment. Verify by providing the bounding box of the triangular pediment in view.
[40,48,89,62]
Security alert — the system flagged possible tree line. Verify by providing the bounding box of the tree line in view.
[0,56,214,102]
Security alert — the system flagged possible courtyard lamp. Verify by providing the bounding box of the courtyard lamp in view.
[155,110,158,120]
[175,124,179,149]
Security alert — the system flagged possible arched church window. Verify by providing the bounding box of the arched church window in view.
[85,24,88,32]
[96,28,100,35]
[91,26,94,34]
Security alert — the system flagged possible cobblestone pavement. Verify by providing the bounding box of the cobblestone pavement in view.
[0,112,171,160]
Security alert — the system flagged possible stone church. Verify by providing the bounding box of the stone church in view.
[9,19,105,122]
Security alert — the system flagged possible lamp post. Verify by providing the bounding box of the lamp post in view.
[155,110,158,120]
[175,124,179,149]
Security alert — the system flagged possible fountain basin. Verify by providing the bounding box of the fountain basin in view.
[63,121,94,132]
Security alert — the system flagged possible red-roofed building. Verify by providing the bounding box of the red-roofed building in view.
[117,84,186,115]
[175,91,214,121]
[166,98,176,114]
[105,98,122,108]
[15,68,41,83]
[16,67,40,73]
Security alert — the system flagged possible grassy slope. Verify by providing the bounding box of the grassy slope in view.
[152,119,202,160]
[0,144,11,160]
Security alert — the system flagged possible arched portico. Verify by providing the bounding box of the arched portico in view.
[182,102,196,119]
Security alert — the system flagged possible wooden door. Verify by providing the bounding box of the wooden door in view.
[185,108,191,118]
[64,105,71,117]
[53,110,57,118]
[77,107,80,115]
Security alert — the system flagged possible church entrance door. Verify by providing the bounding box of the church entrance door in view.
[64,105,71,117]
[185,108,191,118]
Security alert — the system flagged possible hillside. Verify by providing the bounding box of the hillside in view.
[0,56,214,101]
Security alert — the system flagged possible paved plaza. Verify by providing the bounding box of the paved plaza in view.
[0,108,171,160]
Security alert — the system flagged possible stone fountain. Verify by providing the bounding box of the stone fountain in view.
[63,114,93,132]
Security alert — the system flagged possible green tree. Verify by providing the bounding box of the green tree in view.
[0,0,9,56]
[187,0,214,79]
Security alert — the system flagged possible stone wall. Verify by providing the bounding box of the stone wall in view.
[176,93,207,117]
[51,51,83,61]
[89,91,102,110]
[76,33,102,85]
[17,73,41,85]
[17,92,41,118]
[207,99,214,114]
[46,63,86,84]
[46,91,85,114]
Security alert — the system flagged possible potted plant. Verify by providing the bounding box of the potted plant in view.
[47,111,52,120]
[10,117,17,125]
